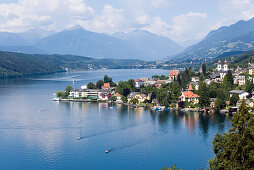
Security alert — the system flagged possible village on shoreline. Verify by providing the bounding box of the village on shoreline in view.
[54,60,254,114]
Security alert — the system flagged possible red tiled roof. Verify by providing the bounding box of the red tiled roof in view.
[115,93,121,97]
[188,84,193,91]
[102,83,110,88]
[169,70,179,77]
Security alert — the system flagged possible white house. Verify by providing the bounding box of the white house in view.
[229,90,249,100]
[234,75,246,86]
[135,79,144,88]
[69,89,82,98]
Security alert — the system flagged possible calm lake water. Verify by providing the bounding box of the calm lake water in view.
[0,69,232,170]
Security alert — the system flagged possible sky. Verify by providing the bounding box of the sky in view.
[0,0,254,45]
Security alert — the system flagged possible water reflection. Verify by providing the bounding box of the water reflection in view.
[57,102,231,140]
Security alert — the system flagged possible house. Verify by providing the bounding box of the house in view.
[237,99,254,107]
[99,90,112,100]
[81,89,100,99]
[248,63,254,75]
[115,93,122,102]
[157,80,170,84]
[234,75,246,86]
[152,99,160,106]
[135,79,144,88]
[179,84,200,104]
[229,90,249,100]
[191,82,199,90]
[127,92,139,103]
[101,83,111,90]
[69,89,82,98]
[127,92,150,104]
[145,79,157,86]
[210,98,216,108]
[204,79,211,85]
[168,69,179,80]
[154,83,162,88]
[191,76,200,82]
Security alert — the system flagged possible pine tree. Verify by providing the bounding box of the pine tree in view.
[209,100,254,169]
[199,82,210,107]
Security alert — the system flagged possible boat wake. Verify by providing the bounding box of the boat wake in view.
[108,130,167,152]
[78,122,146,140]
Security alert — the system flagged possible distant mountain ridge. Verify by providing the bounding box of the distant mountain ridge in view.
[177,17,254,60]
[35,26,148,60]
[114,30,183,60]
[0,26,183,61]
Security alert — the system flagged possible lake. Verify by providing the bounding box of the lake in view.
[0,69,232,170]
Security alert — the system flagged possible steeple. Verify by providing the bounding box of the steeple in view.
[217,60,222,71]
[224,60,228,71]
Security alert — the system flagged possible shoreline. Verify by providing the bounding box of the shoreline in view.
[52,98,224,113]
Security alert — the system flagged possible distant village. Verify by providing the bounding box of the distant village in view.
[55,60,254,113]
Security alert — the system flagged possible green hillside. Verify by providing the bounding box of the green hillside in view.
[0,51,144,78]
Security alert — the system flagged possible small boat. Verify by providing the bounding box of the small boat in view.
[105,150,109,153]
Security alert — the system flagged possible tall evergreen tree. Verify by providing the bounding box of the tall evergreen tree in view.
[202,62,207,76]
[199,82,210,107]
[209,101,254,169]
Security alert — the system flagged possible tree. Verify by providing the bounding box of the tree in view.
[224,70,233,86]
[245,80,254,93]
[202,62,207,76]
[230,94,239,106]
[209,101,254,169]
[128,79,136,91]
[170,82,181,102]
[96,80,104,89]
[110,96,117,101]
[65,85,73,92]
[104,75,112,83]
[56,91,64,98]
[215,89,227,110]
[63,85,73,98]
[130,98,139,105]
[87,82,96,89]
[199,82,210,107]
[123,88,131,97]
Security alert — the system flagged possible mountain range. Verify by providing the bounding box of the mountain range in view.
[114,30,183,60]
[0,26,182,61]
[177,17,254,60]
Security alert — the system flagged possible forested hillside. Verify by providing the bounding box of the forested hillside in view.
[0,51,144,78]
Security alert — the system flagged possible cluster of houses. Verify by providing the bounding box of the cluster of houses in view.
[66,60,254,110]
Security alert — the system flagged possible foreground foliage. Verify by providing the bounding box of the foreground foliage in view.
[209,101,254,169]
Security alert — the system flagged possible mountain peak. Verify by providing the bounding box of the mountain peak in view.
[68,24,84,31]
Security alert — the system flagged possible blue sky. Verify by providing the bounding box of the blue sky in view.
[0,0,254,44]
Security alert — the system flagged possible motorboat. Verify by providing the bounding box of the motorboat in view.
[105,150,109,153]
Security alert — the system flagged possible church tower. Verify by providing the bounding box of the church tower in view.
[217,60,222,71]
[224,60,228,71]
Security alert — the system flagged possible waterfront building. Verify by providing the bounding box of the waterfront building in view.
[229,90,249,100]
[179,84,200,104]
[69,89,82,98]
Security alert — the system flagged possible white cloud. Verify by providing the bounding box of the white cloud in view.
[141,16,171,37]
[0,0,94,32]
[218,0,254,25]
[151,0,171,8]
[169,12,208,42]
[78,5,126,34]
